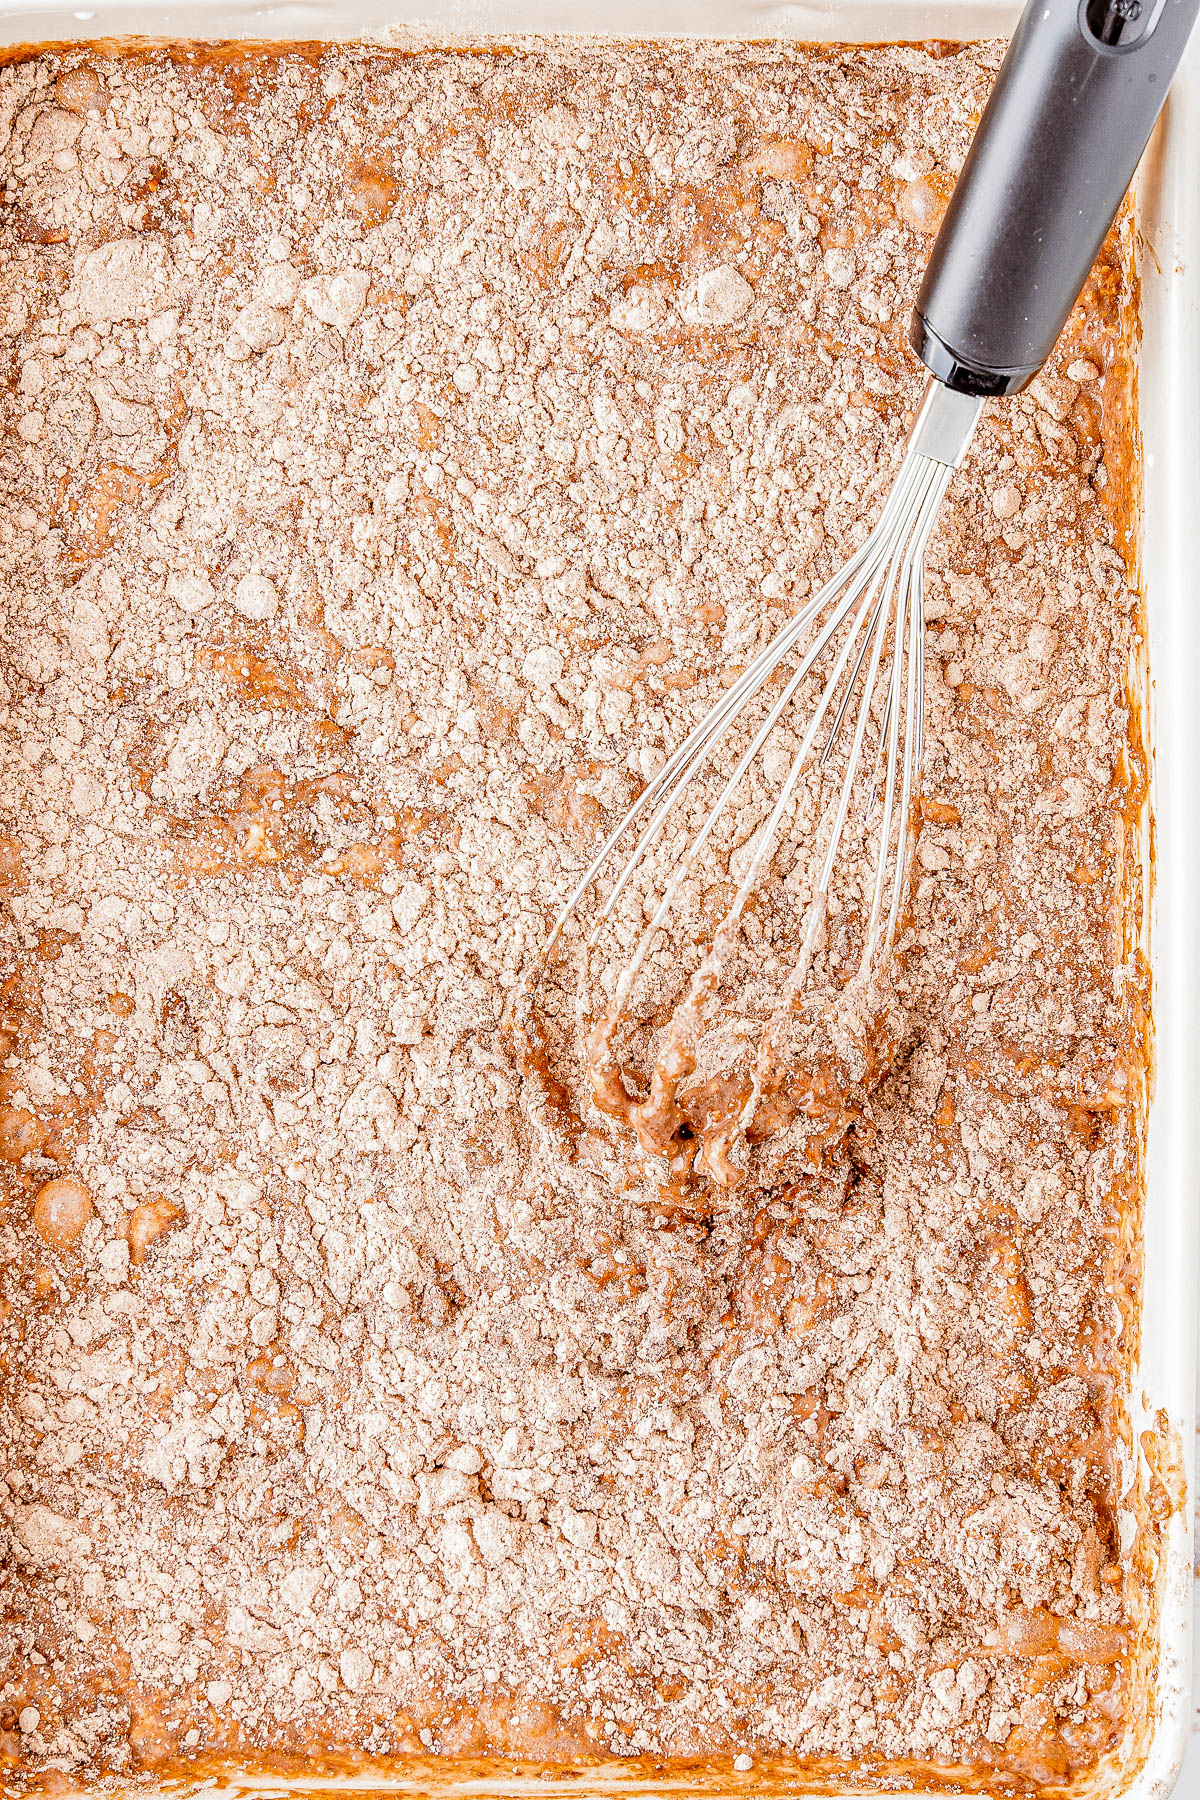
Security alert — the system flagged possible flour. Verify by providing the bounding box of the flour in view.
[0,35,1141,1793]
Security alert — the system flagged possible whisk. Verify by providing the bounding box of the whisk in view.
[539,0,1196,1180]
[548,380,980,1018]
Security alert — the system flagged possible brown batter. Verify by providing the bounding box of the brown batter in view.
[0,34,1146,1796]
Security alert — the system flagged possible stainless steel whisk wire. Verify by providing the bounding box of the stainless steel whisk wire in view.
[546,382,982,1029]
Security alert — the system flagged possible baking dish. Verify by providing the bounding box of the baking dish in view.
[0,2,1196,1797]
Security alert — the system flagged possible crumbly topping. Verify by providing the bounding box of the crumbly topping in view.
[0,37,1141,1792]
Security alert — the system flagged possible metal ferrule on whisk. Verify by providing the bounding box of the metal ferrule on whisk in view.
[907,380,985,469]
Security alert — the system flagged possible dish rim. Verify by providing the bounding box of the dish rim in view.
[0,5,1195,1795]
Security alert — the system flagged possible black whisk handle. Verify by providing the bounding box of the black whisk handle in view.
[910,0,1199,396]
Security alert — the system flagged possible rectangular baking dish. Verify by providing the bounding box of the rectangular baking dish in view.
[1,2,1196,1796]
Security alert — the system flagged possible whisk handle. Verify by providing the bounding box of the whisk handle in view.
[910,0,1198,396]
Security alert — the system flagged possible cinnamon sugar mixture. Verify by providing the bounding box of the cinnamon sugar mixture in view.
[0,36,1145,1793]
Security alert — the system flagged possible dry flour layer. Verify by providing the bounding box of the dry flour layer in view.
[0,38,1143,1793]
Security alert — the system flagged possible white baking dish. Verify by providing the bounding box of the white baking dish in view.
[1,2,1196,1795]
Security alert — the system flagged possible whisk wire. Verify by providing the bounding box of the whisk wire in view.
[545,444,931,956]
[543,380,984,1126]
[811,483,917,912]
[817,453,928,768]
[597,562,887,1024]
[887,518,931,951]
